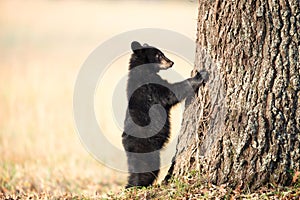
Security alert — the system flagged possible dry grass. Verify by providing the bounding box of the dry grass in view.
[108,176,300,200]
[0,17,125,199]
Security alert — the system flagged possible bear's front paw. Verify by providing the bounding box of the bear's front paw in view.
[194,69,209,83]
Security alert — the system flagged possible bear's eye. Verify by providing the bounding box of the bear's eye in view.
[156,54,161,59]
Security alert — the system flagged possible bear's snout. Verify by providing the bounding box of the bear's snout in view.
[160,59,173,69]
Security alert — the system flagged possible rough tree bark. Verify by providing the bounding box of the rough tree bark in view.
[167,0,300,191]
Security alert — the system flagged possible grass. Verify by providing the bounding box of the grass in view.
[105,174,300,200]
[1,169,299,199]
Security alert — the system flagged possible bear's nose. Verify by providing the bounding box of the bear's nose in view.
[169,61,174,67]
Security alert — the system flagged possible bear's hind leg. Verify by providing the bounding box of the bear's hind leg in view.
[125,173,139,188]
[138,170,159,186]
[126,170,159,188]
[125,150,160,188]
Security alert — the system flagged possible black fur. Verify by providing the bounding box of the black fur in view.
[122,41,208,188]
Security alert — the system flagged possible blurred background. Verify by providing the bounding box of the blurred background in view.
[0,0,198,196]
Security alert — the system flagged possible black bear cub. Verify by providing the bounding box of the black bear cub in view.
[122,41,208,188]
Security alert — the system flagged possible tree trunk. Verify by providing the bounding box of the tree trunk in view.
[167,0,300,191]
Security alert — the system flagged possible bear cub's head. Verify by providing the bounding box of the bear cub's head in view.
[130,41,174,71]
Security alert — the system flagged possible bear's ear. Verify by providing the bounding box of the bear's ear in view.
[131,41,143,53]
[143,43,149,47]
